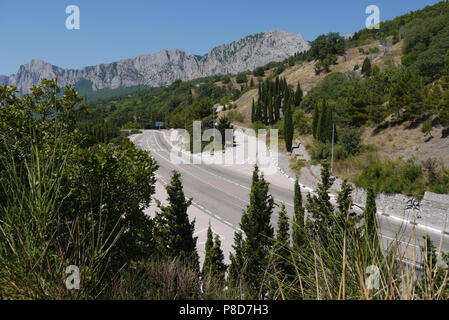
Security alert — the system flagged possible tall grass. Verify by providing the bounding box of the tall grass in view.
[265,210,449,300]
[0,133,123,299]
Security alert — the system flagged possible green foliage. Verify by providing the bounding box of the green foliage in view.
[354,156,427,197]
[402,8,449,81]
[305,162,335,245]
[339,128,361,155]
[310,32,346,62]
[311,141,344,161]
[270,204,295,299]
[253,67,265,77]
[284,99,294,152]
[228,166,274,298]
[294,82,303,107]
[292,179,306,253]
[226,110,245,123]
[361,57,372,77]
[236,72,248,84]
[421,119,433,137]
[202,225,227,287]
[314,100,335,144]
[293,108,311,134]
[252,77,293,126]
[389,68,424,121]
[88,76,240,130]
[154,171,199,269]
[0,80,159,298]
[122,121,141,129]
[221,75,231,84]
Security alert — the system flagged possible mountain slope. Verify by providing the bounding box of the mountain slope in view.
[3,29,310,95]
[0,75,8,86]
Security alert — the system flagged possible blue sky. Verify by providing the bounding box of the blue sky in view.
[0,0,442,75]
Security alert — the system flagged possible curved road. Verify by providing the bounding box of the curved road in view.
[132,129,449,265]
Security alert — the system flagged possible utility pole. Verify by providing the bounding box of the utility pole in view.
[331,123,335,173]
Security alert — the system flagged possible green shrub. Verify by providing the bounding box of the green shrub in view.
[253,67,265,77]
[221,75,231,84]
[293,108,312,134]
[236,73,247,84]
[354,156,426,197]
[339,128,361,155]
[226,110,245,123]
[251,121,267,132]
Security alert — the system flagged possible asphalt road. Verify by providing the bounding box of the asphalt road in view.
[132,129,449,266]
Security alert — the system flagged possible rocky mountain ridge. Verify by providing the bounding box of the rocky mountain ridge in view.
[2,29,310,95]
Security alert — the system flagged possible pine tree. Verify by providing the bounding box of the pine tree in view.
[361,57,372,77]
[154,171,199,269]
[229,165,274,298]
[389,68,424,121]
[284,99,294,152]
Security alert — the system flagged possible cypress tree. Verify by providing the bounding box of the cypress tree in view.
[203,225,227,286]
[154,171,199,269]
[274,95,281,123]
[210,234,227,284]
[202,224,214,277]
[294,81,303,107]
[229,165,274,298]
[305,161,335,244]
[364,188,378,244]
[284,99,294,152]
[316,100,328,143]
[251,99,255,123]
[312,103,319,139]
[228,231,244,287]
[292,179,306,251]
[268,93,274,124]
[217,116,232,147]
[256,100,262,123]
[325,103,335,143]
[271,204,295,298]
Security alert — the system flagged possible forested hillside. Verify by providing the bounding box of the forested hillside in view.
[16,0,449,196]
